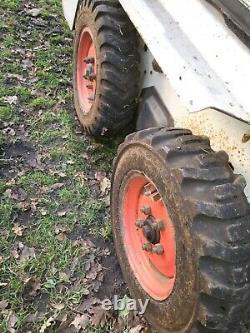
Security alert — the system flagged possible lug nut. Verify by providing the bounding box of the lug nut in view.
[135,220,145,228]
[152,244,164,255]
[84,57,95,64]
[140,205,151,215]
[89,73,96,81]
[142,243,153,252]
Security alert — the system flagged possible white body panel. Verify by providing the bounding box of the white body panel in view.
[62,0,78,30]
[119,0,250,123]
[141,49,250,200]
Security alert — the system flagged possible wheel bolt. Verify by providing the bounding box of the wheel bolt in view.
[140,205,151,215]
[84,57,95,64]
[152,244,164,255]
[142,243,152,252]
[135,220,145,228]
[89,73,96,81]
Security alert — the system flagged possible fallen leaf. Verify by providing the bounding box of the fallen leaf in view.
[26,8,41,17]
[0,299,8,311]
[51,171,66,178]
[100,177,111,195]
[11,249,19,259]
[23,277,41,297]
[57,209,69,217]
[55,233,66,241]
[59,272,70,283]
[54,225,70,235]
[75,172,86,186]
[39,316,55,333]
[20,247,36,261]
[42,183,64,194]
[86,262,102,281]
[22,58,33,69]
[17,201,31,211]
[5,188,27,202]
[90,306,106,327]
[12,223,25,236]
[7,311,18,333]
[3,95,18,105]
[70,314,89,331]
[3,127,16,136]
[11,242,36,261]
[51,303,65,311]
[77,297,100,314]
[40,208,47,216]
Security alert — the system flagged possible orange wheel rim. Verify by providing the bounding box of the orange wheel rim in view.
[77,27,97,113]
[122,174,176,301]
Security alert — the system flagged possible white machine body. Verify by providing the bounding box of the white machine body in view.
[62,0,250,200]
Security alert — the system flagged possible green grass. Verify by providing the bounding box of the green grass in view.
[0,106,13,121]
[0,0,117,331]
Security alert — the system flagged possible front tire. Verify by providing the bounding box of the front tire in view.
[73,0,140,137]
[111,127,250,333]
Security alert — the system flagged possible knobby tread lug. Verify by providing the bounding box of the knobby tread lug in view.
[120,127,250,332]
[193,215,250,244]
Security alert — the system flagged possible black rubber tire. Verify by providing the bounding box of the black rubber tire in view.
[73,0,140,137]
[111,127,250,333]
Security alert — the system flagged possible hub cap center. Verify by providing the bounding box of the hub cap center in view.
[142,217,160,244]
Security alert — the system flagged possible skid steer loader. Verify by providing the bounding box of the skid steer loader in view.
[62,0,250,331]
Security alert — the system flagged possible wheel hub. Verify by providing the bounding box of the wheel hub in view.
[137,216,161,244]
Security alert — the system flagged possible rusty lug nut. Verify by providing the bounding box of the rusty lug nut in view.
[142,243,153,252]
[140,205,151,215]
[152,244,164,255]
[135,220,145,228]
[84,57,95,64]
[89,73,96,81]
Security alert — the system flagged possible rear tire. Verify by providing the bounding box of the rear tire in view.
[73,0,140,137]
[111,127,250,333]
